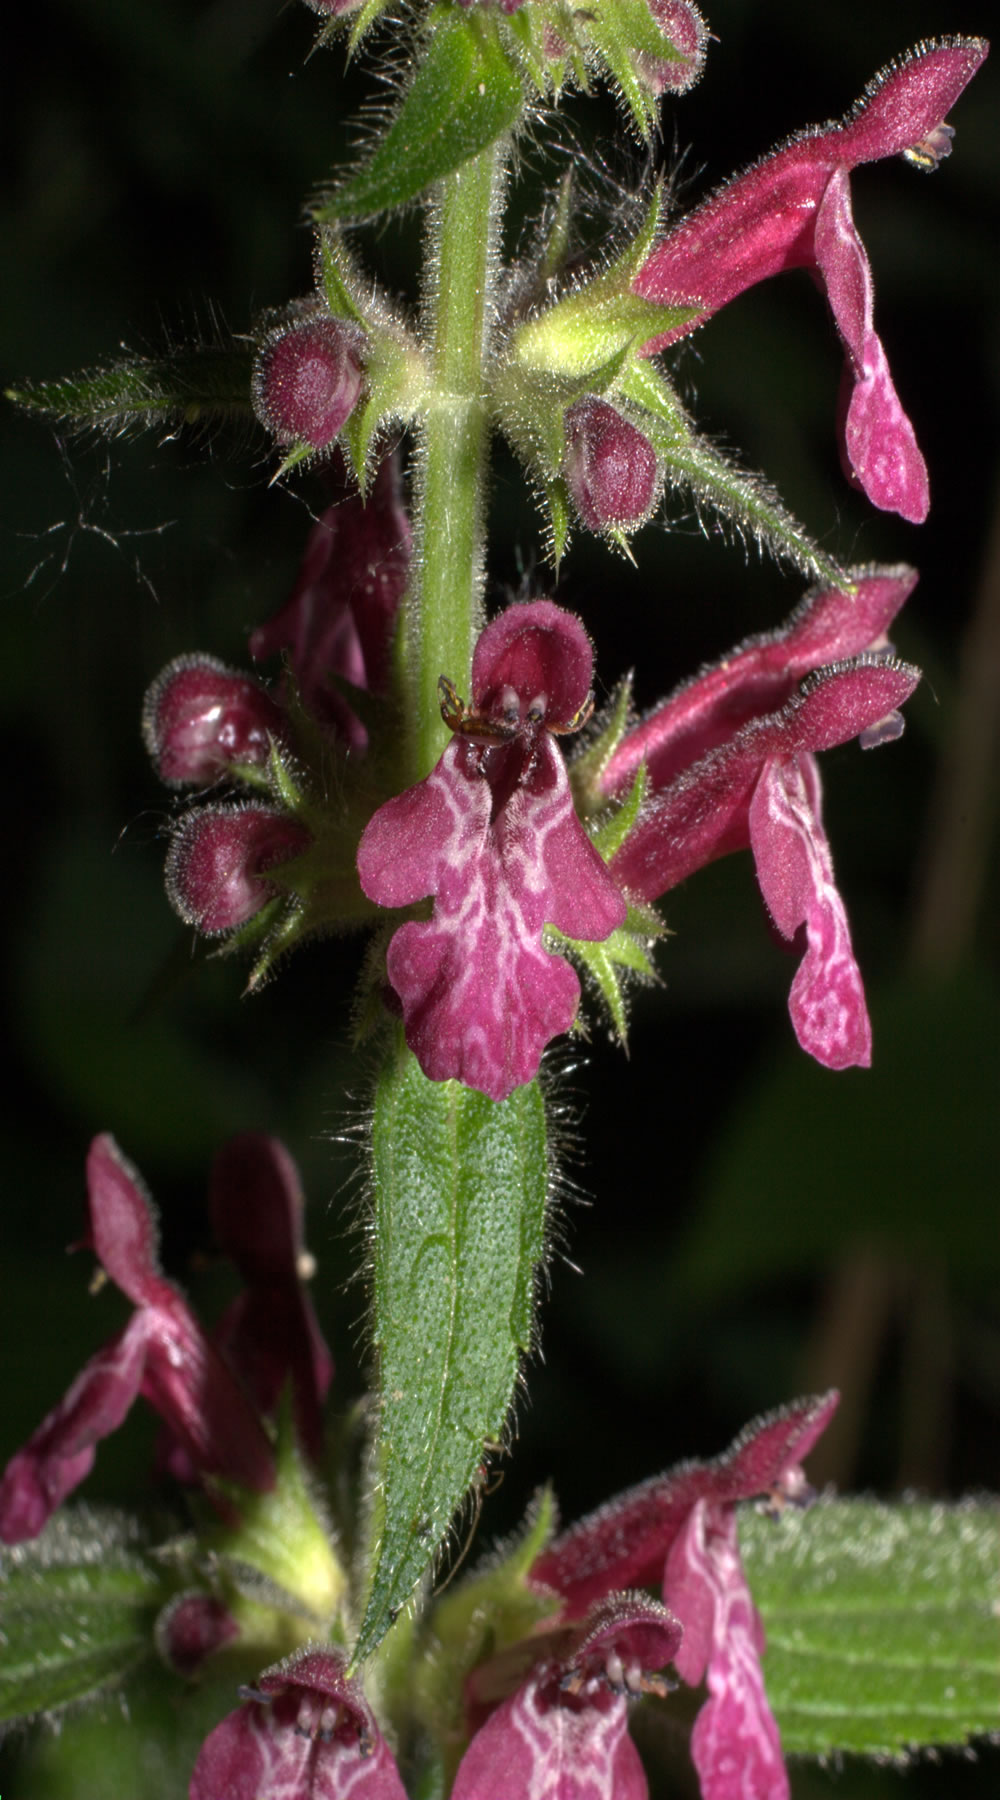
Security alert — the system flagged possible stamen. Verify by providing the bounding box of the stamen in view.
[902,120,955,170]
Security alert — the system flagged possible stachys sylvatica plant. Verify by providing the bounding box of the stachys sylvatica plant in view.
[2,7,997,1798]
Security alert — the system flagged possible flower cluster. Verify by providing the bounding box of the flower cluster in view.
[0,1133,330,1544]
[359,572,919,1094]
[144,454,410,949]
[0,1124,836,1800]
[176,1392,833,1800]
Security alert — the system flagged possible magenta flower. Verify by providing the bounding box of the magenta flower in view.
[532,1393,838,1800]
[357,601,627,1101]
[207,1133,334,1466]
[0,1136,276,1544]
[454,1596,682,1800]
[600,567,921,1068]
[189,1647,408,1800]
[635,38,988,521]
[250,451,412,753]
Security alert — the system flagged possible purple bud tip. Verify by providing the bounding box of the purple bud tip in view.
[156,1592,240,1678]
[640,1,708,96]
[166,805,312,934]
[564,397,659,533]
[253,318,364,450]
[143,654,286,787]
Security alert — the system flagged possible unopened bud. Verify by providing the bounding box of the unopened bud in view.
[638,1,708,97]
[564,397,659,533]
[143,654,286,786]
[166,805,311,934]
[156,1592,239,1678]
[253,317,364,450]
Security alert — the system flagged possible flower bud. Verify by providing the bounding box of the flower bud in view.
[166,805,311,935]
[155,1592,240,1678]
[637,1,708,96]
[564,397,659,533]
[253,317,364,450]
[143,654,286,787]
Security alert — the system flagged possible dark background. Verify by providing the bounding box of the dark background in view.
[2,2,998,1793]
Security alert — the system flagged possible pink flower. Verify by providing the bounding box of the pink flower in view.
[207,1134,334,1465]
[189,1647,408,1800]
[357,602,627,1101]
[601,567,921,1068]
[250,451,412,752]
[0,1136,276,1544]
[635,39,988,521]
[454,1596,682,1800]
[531,1393,838,1800]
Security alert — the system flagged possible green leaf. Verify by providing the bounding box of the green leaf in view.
[355,1038,549,1666]
[313,16,523,224]
[10,1652,270,1800]
[6,347,254,433]
[741,1497,1000,1757]
[0,1508,169,1722]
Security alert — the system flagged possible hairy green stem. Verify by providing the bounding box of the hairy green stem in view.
[406,143,505,781]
